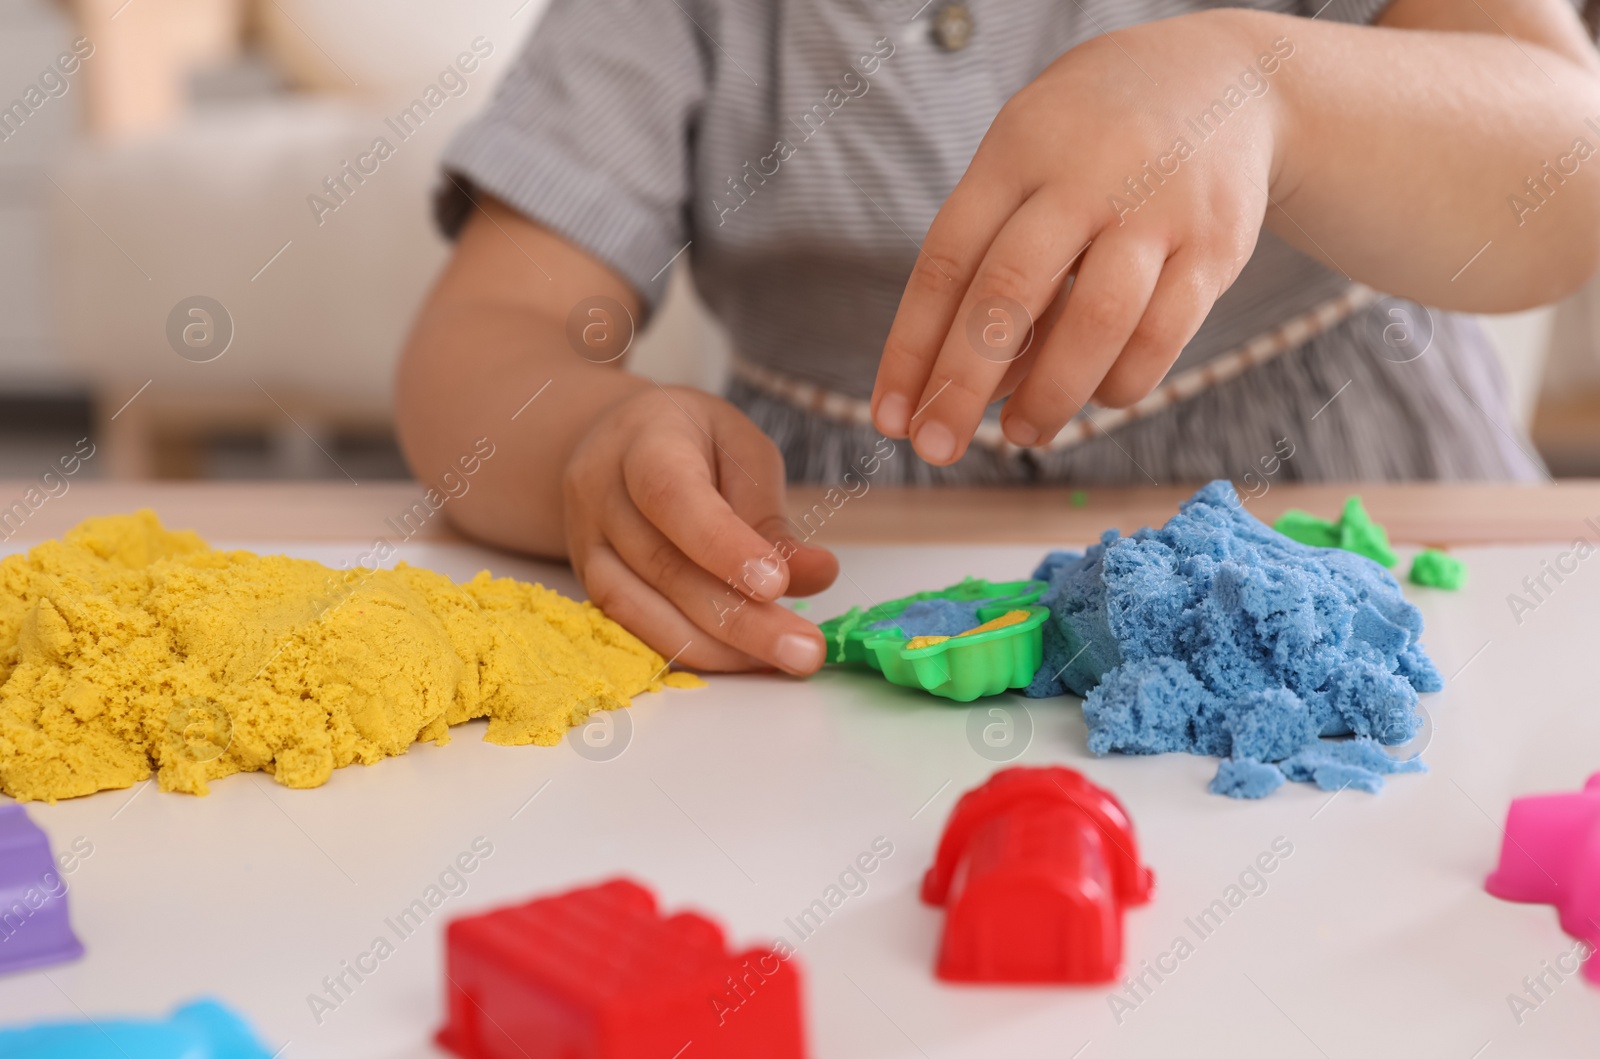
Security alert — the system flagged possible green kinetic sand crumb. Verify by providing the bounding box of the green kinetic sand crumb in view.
[1409,549,1467,590]
[1272,509,1340,549]
[790,599,810,611]
[1337,496,1397,568]
[1070,490,1088,508]
[1273,497,1396,568]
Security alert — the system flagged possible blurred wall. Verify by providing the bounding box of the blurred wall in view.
[0,0,79,390]
[31,0,727,479]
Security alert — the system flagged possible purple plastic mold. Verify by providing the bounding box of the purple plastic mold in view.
[0,803,85,975]
[1484,772,1600,984]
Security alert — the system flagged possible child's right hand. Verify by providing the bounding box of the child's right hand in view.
[871,10,1281,464]
[563,385,837,675]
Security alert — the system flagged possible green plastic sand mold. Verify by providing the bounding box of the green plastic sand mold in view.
[816,578,1050,702]
[817,577,1047,667]
[864,604,1050,702]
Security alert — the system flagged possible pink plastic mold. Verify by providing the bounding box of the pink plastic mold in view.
[1484,772,1600,983]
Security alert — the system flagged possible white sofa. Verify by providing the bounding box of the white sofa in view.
[46,0,729,477]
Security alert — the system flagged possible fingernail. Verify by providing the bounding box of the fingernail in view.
[740,556,783,600]
[1005,418,1038,446]
[877,393,910,436]
[775,633,824,675]
[914,420,956,464]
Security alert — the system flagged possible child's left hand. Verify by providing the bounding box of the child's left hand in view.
[870,10,1286,465]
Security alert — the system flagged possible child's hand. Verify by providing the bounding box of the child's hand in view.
[564,386,837,674]
[871,10,1281,464]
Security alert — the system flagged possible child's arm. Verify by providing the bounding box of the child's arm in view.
[395,197,836,675]
[870,0,1600,466]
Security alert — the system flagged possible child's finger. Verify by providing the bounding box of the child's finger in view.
[603,495,827,675]
[714,416,840,598]
[904,196,1092,464]
[623,434,791,603]
[734,510,839,599]
[582,544,765,673]
[870,176,1023,438]
[1000,234,1165,445]
[768,535,838,598]
[1094,247,1217,408]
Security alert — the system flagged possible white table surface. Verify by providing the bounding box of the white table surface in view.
[1,535,1597,1059]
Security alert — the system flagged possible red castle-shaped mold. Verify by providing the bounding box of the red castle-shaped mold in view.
[922,766,1155,983]
[436,879,806,1059]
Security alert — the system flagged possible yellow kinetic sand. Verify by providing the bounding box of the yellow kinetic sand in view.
[0,511,700,802]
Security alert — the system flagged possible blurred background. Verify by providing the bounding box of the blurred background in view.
[0,0,731,483]
[0,0,1593,483]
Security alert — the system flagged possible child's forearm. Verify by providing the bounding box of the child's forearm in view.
[1259,4,1600,310]
[397,302,650,558]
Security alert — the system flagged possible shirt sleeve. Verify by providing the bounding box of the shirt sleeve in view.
[1309,0,1587,23]
[435,0,707,310]
[1304,0,1393,23]
[1305,0,1591,34]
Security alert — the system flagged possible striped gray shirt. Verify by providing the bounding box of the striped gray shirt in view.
[437,0,1548,484]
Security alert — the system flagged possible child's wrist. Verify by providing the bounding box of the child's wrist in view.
[1186,7,1302,200]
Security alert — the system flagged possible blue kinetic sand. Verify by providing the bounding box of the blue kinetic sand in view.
[1026,480,1442,798]
[0,999,273,1058]
[867,598,984,638]
[1280,738,1427,792]
[1209,758,1286,799]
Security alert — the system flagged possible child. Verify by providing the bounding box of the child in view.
[396,0,1600,677]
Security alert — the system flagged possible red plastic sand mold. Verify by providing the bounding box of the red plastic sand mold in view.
[436,878,806,1059]
[923,766,1155,983]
